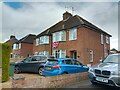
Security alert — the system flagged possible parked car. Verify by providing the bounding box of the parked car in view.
[14,55,47,75]
[88,54,120,88]
[42,58,89,76]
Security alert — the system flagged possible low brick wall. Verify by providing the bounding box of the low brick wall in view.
[10,58,23,62]
[11,72,88,88]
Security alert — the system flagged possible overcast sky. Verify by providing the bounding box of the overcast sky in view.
[0,0,119,50]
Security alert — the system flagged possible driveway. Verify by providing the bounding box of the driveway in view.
[63,80,118,89]
[14,73,43,79]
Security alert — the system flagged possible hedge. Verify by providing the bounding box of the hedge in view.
[0,43,11,82]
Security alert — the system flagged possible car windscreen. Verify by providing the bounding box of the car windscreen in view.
[32,56,47,61]
[46,59,59,65]
[103,54,120,63]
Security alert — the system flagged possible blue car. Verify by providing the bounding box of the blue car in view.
[42,58,89,76]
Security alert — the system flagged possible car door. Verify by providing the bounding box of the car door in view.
[63,59,76,73]
[20,57,32,72]
[73,60,84,73]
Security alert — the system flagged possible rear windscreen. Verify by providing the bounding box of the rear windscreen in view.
[47,59,58,65]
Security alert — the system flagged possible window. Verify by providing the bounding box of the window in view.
[52,50,66,58]
[19,43,21,49]
[63,60,73,65]
[40,36,49,44]
[52,31,66,42]
[106,36,109,44]
[101,34,104,44]
[39,51,49,56]
[90,50,94,62]
[69,28,77,40]
[13,43,19,50]
[36,38,39,46]
[73,60,83,65]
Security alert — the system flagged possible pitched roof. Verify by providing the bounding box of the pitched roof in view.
[36,13,112,38]
[5,37,18,45]
[19,34,36,44]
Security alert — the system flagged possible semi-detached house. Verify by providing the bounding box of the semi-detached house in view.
[33,11,111,66]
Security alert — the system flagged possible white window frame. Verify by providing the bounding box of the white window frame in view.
[69,28,77,40]
[52,31,66,42]
[39,51,49,56]
[52,50,66,58]
[106,36,109,44]
[36,38,39,46]
[90,50,93,62]
[19,43,21,49]
[40,36,49,45]
[13,43,19,50]
[101,34,104,44]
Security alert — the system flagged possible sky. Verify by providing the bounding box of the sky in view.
[0,0,119,50]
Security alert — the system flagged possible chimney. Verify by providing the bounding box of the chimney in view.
[63,11,72,20]
[10,35,15,39]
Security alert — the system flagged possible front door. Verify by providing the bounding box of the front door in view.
[70,51,77,59]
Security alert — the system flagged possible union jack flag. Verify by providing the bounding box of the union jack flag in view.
[52,42,59,48]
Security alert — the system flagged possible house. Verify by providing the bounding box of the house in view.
[5,35,18,48]
[11,34,36,59]
[33,11,111,66]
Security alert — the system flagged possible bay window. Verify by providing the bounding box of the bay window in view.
[39,51,49,56]
[52,50,66,58]
[52,31,66,42]
[40,36,49,44]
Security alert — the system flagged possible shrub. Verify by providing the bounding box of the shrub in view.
[1,43,11,82]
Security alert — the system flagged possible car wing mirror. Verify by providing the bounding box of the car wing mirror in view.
[99,60,103,63]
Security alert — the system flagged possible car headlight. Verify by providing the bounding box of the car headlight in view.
[89,68,94,72]
[111,70,120,75]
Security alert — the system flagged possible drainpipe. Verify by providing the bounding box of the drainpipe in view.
[49,34,52,56]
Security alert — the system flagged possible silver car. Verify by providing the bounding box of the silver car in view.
[88,54,120,87]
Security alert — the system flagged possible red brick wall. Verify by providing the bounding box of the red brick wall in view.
[20,43,34,57]
[33,26,110,66]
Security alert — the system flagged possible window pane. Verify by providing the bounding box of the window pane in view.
[53,33,56,42]
[101,34,103,44]
[106,36,109,44]
[36,38,39,46]
[69,28,77,40]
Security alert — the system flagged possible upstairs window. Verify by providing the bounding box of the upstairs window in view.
[18,43,21,49]
[69,28,77,40]
[101,34,104,44]
[40,36,49,45]
[36,38,39,46]
[106,36,109,44]
[52,31,66,42]
[13,43,19,50]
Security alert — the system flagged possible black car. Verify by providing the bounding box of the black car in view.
[14,55,47,75]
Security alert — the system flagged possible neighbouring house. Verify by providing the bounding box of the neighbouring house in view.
[11,34,36,59]
[5,35,18,48]
[110,48,118,54]
[33,11,111,66]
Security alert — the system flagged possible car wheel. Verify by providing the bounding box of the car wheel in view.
[14,66,20,74]
[62,72,68,74]
[38,67,43,76]
[91,81,98,85]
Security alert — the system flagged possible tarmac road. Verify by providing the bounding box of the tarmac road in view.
[63,80,119,90]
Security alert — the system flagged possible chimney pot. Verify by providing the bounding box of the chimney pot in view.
[10,35,15,39]
[63,11,72,20]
